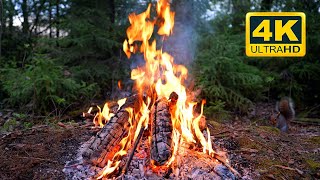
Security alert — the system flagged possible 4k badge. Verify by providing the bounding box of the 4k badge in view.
[246,12,306,57]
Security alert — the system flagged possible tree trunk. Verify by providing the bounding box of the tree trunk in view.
[8,0,14,32]
[56,0,60,38]
[49,0,52,38]
[109,0,115,24]
[22,0,29,37]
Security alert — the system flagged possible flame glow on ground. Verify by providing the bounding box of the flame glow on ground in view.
[92,0,220,178]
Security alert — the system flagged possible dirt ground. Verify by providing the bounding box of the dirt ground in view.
[210,120,320,179]
[0,119,319,179]
[0,125,93,180]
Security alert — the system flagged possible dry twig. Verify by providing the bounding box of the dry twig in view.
[273,165,304,176]
[214,153,241,178]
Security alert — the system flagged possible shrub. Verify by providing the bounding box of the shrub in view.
[194,32,266,114]
[0,54,97,114]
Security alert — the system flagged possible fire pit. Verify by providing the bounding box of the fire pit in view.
[63,0,240,179]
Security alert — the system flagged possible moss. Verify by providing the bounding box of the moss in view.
[306,159,320,171]
[1,118,18,132]
[23,122,33,129]
[256,158,282,169]
[237,136,263,150]
[256,158,297,179]
[208,120,221,128]
[307,136,320,145]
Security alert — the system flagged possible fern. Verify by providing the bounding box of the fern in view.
[0,54,97,114]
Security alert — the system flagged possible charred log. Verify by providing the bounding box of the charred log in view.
[81,94,141,167]
[150,97,173,165]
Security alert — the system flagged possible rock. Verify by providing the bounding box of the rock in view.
[214,164,236,180]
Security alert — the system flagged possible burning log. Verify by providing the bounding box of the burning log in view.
[64,0,242,178]
[150,95,175,165]
[81,95,142,167]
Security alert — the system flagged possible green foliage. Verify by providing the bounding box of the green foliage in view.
[12,112,28,119]
[60,0,120,64]
[204,100,230,121]
[194,32,266,114]
[55,0,130,99]
[0,54,97,114]
[23,122,33,129]
[306,159,320,172]
[207,0,320,111]
[250,56,320,106]
[1,118,18,132]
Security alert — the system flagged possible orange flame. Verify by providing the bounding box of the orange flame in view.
[93,98,127,128]
[123,0,216,166]
[98,0,219,178]
[118,80,122,90]
[156,0,175,36]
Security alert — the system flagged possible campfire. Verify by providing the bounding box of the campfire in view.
[64,0,239,179]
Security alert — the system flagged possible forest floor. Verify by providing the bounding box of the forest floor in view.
[0,108,319,179]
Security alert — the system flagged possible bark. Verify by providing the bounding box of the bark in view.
[56,0,60,38]
[8,0,14,31]
[81,94,141,167]
[22,0,29,36]
[150,98,173,165]
[48,0,52,38]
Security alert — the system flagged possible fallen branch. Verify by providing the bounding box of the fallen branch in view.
[273,165,304,176]
[213,153,241,178]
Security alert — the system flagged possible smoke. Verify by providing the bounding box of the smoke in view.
[164,22,197,67]
[163,0,199,67]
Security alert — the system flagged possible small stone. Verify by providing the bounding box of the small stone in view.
[214,164,235,180]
